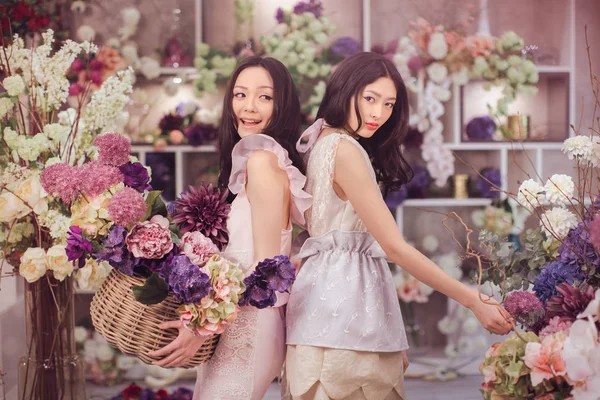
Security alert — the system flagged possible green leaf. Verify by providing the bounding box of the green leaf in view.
[131,273,169,305]
[170,231,181,246]
[144,190,168,220]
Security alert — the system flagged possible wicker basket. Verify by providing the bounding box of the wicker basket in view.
[90,269,219,369]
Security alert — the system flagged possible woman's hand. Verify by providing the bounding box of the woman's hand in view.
[147,320,211,368]
[468,293,514,335]
[401,350,409,372]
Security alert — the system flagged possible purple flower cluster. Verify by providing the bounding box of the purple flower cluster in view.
[184,124,215,146]
[331,37,361,59]
[293,0,323,17]
[65,226,92,268]
[240,255,296,309]
[159,113,184,134]
[476,168,502,199]
[94,226,135,275]
[167,255,212,304]
[533,261,586,302]
[557,221,600,271]
[466,116,496,141]
[384,186,407,208]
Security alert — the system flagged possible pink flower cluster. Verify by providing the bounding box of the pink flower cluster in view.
[108,187,147,227]
[539,316,572,340]
[125,215,173,259]
[41,161,124,202]
[94,133,131,167]
[504,290,544,326]
[180,231,218,266]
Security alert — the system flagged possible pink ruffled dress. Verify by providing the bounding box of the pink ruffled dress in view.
[194,134,311,400]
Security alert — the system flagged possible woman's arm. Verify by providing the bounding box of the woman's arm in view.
[334,140,512,334]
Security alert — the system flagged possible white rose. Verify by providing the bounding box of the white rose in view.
[19,248,48,283]
[0,97,14,119]
[544,174,574,206]
[76,259,111,291]
[15,176,47,216]
[46,245,74,281]
[0,192,29,223]
[96,343,115,362]
[426,62,448,84]
[428,32,448,60]
[140,57,160,80]
[76,25,96,42]
[74,326,88,344]
[3,75,26,97]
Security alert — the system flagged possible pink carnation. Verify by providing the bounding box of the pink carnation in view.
[126,215,173,259]
[180,231,219,266]
[77,161,123,197]
[539,316,572,340]
[94,133,131,166]
[108,187,147,227]
[40,163,81,203]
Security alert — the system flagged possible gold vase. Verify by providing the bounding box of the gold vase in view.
[452,174,470,199]
[504,115,530,141]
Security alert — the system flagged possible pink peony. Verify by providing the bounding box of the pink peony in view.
[125,215,173,259]
[93,133,131,166]
[539,316,572,340]
[108,187,147,226]
[524,331,568,386]
[180,231,219,266]
[77,161,123,197]
[40,163,81,203]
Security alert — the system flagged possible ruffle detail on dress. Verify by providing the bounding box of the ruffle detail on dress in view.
[229,134,312,226]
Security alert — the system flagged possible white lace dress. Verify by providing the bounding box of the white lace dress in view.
[193,134,311,400]
[284,123,409,400]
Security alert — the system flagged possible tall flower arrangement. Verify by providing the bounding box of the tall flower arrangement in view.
[391,17,535,187]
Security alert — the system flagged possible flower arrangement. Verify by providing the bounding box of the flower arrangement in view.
[0,29,135,398]
[193,43,238,98]
[390,16,535,186]
[153,101,221,149]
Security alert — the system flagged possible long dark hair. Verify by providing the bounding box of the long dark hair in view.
[218,56,305,189]
[316,52,413,193]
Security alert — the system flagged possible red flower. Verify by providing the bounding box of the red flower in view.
[156,389,169,400]
[123,383,142,399]
[11,3,34,20]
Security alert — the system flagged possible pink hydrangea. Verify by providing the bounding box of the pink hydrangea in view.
[125,215,173,259]
[94,133,131,166]
[180,231,219,266]
[40,163,80,203]
[539,316,572,340]
[77,161,123,197]
[108,187,147,227]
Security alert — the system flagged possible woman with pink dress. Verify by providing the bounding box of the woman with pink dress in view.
[284,52,513,400]
[149,56,310,399]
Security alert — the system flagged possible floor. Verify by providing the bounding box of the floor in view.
[88,375,484,400]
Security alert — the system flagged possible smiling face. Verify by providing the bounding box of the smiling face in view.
[232,66,275,138]
[347,76,397,139]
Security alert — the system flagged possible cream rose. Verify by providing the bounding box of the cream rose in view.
[46,245,74,281]
[0,192,29,223]
[20,247,48,283]
[76,259,111,291]
[15,176,48,216]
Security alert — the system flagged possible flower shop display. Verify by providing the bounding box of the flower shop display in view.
[390,16,536,186]
[89,181,296,368]
[466,116,496,141]
[0,29,134,399]
[153,101,221,148]
[475,167,502,199]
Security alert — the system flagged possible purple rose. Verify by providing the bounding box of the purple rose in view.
[119,162,152,192]
[466,116,496,141]
[168,255,212,304]
[66,226,92,268]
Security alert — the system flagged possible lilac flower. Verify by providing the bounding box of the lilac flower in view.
[331,37,361,59]
[533,261,586,302]
[119,162,152,192]
[66,226,92,268]
[94,226,135,275]
[167,255,211,304]
[476,168,502,199]
[293,0,323,17]
[275,7,286,24]
[466,116,495,141]
[240,255,296,309]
